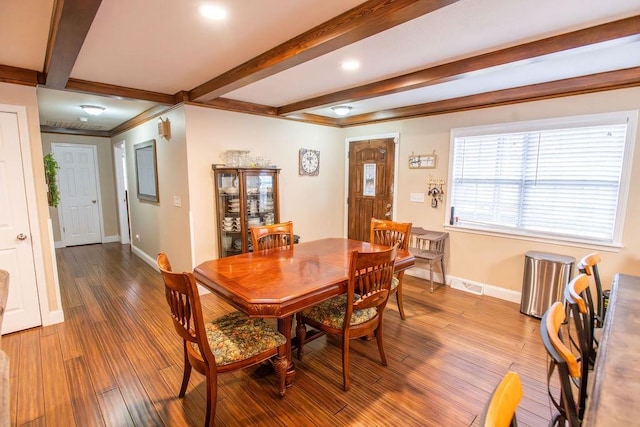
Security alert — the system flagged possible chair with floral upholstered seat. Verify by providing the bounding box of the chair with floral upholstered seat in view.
[157,253,288,426]
[296,244,398,391]
[369,218,412,319]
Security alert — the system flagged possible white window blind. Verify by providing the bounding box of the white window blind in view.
[449,113,635,245]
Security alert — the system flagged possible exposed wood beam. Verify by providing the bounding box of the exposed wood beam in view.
[0,65,42,86]
[189,0,460,101]
[197,98,279,117]
[40,125,110,138]
[44,0,102,88]
[110,104,172,137]
[338,67,640,126]
[65,78,175,104]
[279,112,341,127]
[279,15,640,115]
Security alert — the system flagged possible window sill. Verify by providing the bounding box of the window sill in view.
[443,224,623,253]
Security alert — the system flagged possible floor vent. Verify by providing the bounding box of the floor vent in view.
[450,279,484,295]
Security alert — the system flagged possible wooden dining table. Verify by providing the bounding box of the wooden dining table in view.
[193,237,415,385]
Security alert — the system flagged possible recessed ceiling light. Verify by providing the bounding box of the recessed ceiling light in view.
[200,4,227,20]
[332,105,352,116]
[341,60,360,71]
[80,105,105,116]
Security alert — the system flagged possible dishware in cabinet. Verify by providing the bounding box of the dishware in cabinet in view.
[213,166,280,257]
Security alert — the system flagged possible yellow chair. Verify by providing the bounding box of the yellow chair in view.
[157,253,288,426]
[577,252,608,328]
[479,371,522,427]
[370,218,412,319]
[540,301,585,426]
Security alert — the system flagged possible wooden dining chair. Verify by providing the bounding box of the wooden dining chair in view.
[369,218,412,319]
[157,253,288,426]
[540,301,584,427]
[296,244,398,391]
[251,221,294,251]
[479,371,522,427]
[409,226,448,293]
[577,252,608,328]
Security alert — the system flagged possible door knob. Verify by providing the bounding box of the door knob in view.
[92,200,97,204]
[17,233,28,240]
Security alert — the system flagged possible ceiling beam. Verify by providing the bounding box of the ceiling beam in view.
[44,0,102,88]
[110,104,173,137]
[198,98,279,116]
[338,66,640,126]
[189,0,460,101]
[0,65,42,86]
[40,125,110,138]
[278,14,640,115]
[65,78,175,104]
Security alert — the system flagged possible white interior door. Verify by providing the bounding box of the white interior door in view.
[53,144,102,246]
[0,111,42,334]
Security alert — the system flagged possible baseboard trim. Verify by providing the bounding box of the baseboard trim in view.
[131,245,160,272]
[447,274,521,303]
[405,266,443,284]
[406,268,522,304]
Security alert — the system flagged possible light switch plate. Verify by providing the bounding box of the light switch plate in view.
[173,196,182,207]
[410,192,425,202]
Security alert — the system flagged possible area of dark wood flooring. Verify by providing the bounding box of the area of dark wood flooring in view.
[3,243,556,426]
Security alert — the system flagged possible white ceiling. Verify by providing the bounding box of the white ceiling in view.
[2,0,640,133]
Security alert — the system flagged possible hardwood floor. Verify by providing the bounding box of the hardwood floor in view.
[3,243,556,426]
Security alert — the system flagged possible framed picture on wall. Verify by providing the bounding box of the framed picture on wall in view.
[134,139,159,202]
[409,154,436,169]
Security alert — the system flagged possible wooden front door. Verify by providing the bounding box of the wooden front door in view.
[347,138,395,241]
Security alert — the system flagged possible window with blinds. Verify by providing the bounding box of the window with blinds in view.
[448,111,637,245]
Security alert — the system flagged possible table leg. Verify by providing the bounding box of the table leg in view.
[278,316,296,386]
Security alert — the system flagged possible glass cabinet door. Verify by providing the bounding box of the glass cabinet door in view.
[245,172,276,252]
[216,169,242,257]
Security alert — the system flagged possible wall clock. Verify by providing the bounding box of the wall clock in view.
[299,148,320,176]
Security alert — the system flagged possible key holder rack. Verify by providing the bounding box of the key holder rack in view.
[427,175,446,208]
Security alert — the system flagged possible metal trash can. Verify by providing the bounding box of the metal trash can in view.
[520,251,575,318]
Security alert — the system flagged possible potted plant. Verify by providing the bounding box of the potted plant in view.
[43,153,60,208]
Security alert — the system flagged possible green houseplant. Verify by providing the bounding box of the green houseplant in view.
[43,153,61,208]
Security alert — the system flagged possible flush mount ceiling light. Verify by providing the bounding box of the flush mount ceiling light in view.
[200,4,227,20]
[80,105,105,116]
[331,105,352,116]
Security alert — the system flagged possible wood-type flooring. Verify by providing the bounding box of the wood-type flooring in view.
[3,243,557,426]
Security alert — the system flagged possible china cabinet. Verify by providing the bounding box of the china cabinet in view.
[213,166,280,257]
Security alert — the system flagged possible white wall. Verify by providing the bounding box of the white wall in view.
[184,105,345,265]
[344,87,640,293]
[112,107,193,272]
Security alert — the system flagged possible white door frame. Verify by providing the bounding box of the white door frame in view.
[113,141,130,244]
[343,132,400,237]
[52,143,104,247]
[0,103,59,328]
